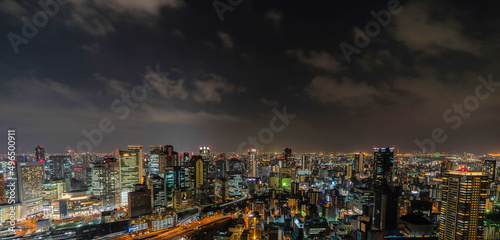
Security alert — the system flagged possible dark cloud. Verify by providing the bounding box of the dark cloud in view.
[1,0,500,154]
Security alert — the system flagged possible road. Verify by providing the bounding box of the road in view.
[109,214,232,240]
[154,216,231,240]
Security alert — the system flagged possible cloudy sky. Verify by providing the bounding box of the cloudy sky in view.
[1,0,499,154]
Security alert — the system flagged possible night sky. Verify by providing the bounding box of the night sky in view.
[1,0,500,154]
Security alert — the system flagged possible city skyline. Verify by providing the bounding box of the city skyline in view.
[1,0,500,153]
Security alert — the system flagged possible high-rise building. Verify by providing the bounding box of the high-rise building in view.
[118,149,144,206]
[249,149,257,178]
[165,166,185,207]
[439,170,488,240]
[16,161,44,218]
[228,171,242,198]
[35,145,45,162]
[72,156,87,184]
[301,154,307,170]
[147,174,165,213]
[190,155,204,199]
[182,152,190,167]
[128,184,152,218]
[373,147,394,187]
[46,154,73,180]
[482,160,496,182]
[373,183,400,231]
[200,146,210,159]
[92,157,120,210]
[118,149,144,190]
[149,145,163,177]
[128,145,144,172]
[228,158,243,172]
[164,145,180,167]
[441,160,454,176]
[355,153,364,173]
[216,160,227,179]
[215,178,228,202]
[200,146,211,182]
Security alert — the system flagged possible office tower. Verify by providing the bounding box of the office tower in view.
[46,154,73,180]
[301,154,307,170]
[16,161,44,218]
[72,156,87,184]
[147,174,165,213]
[35,145,45,162]
[164,145,174,155]
[439,170,488,240]
[373,183,400,231]
[249,149,257,178]
[165,166,185,208]
[482,160,496,182]
[190,155,204,198]
[200,146,210,159]
[182,152,190,167]
[128,184,152,218]
[346,165,353,179]
[355,152,364,173]
[200,146,211,182]
[92,157,120,210]
[441,160,454,175]
[149,145,162,176]
[373,147,394,187]
[214,178,228,202]
[216,160,228,179]
[228,171,243,198]
[118,149,144,190]
[164,145,180,167]
[128,145,143,159]
[228,158,243,172]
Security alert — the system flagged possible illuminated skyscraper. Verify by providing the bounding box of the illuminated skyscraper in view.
[249,149,257,178]
[482,160,496,182]
[354,152,364,173]
[216,160,227,179]
[190,155,204,199]
[149,145,162,176]
[118,149,144,206]
[92,157,120,209]
[35,145,45,162]
[46,154,73,180]
[118,149,144,189]
[439,170,488,240]
[165,166,185,208]
[373,147,394,187]
[72,156,87,184]
[301,154,307,171]
[16,161,44,218]
[164,145,180,167]
[200,146,210,181]
[128,145,143,157]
